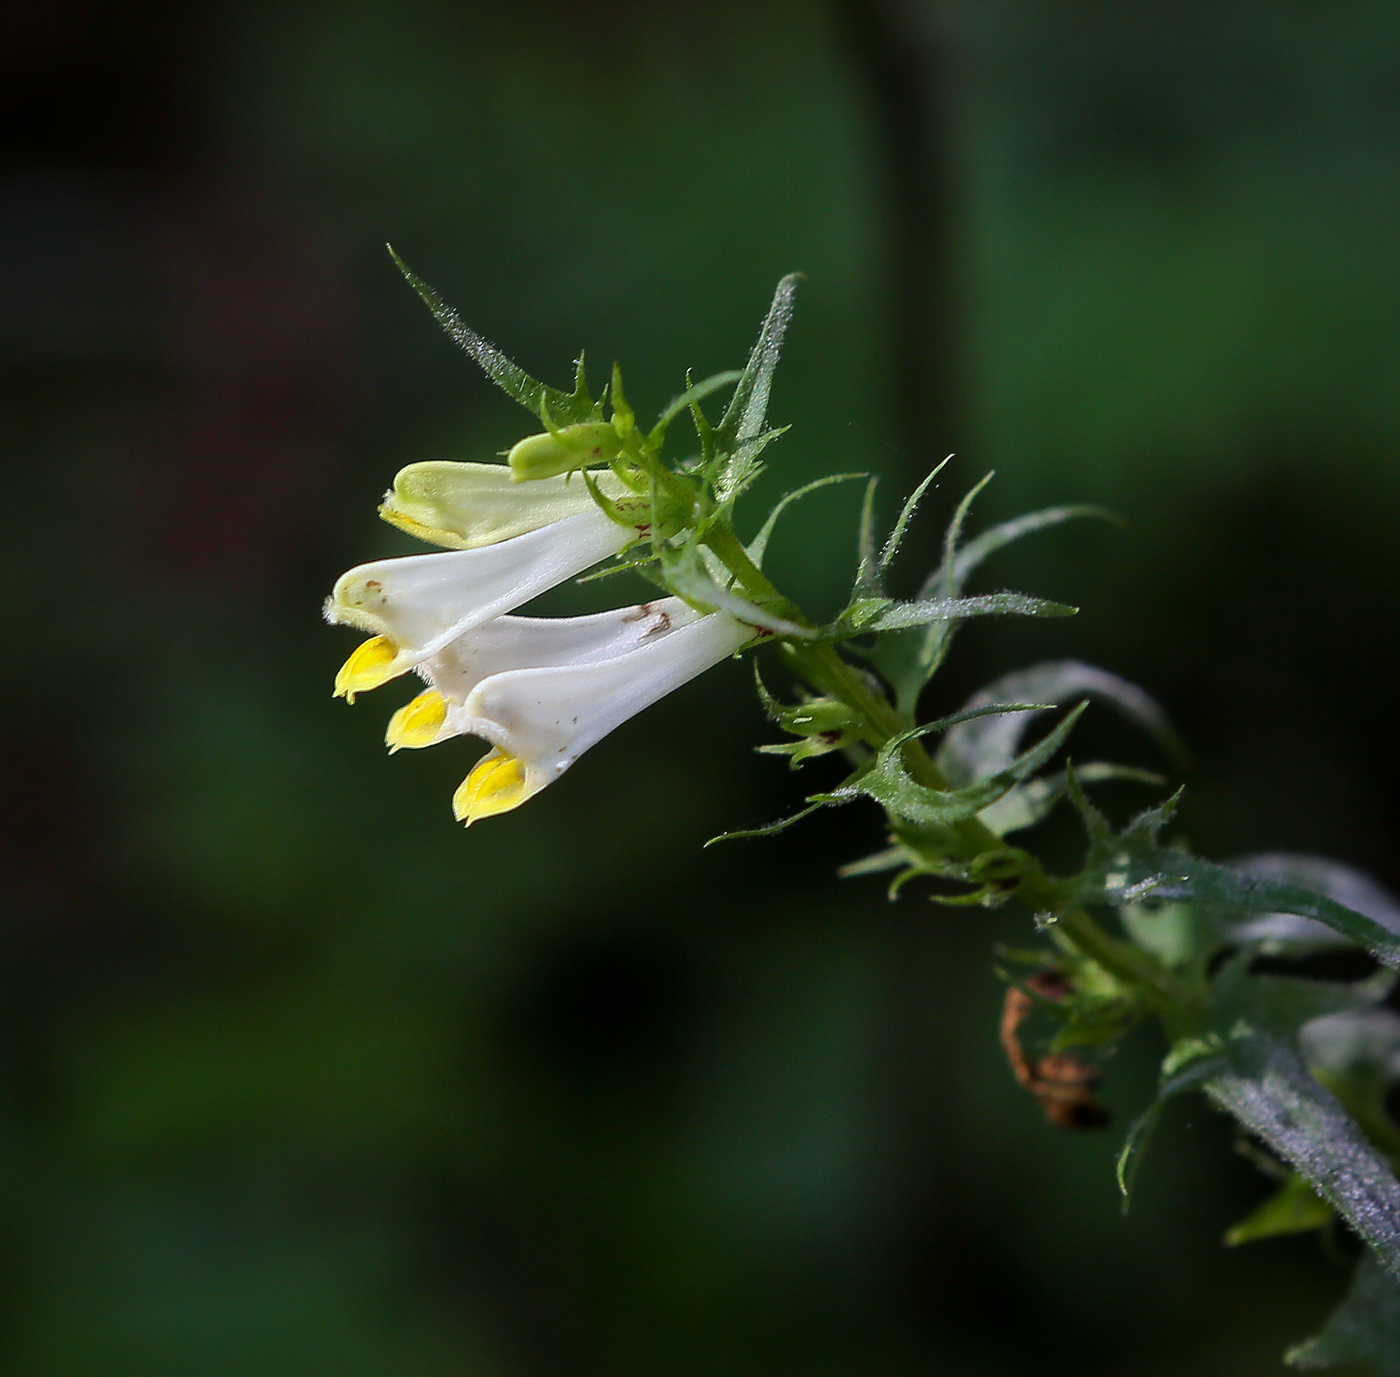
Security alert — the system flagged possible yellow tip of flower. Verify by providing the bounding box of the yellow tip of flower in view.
[334,636,400,702]
[385,689,448,752]
[452,751,529,826]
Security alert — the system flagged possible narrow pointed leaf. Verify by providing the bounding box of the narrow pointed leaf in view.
[1205,1028,1400,1279]
[936,660,1186,785]
[939,504,1119,598]
[837,846,909,878]
[649,370,743,443]
[979,762,1165,837]
[861,591,1077,634]
[1228,854,1400,950]
[748,473,866,566]
[852,477,882,597]
[1117,1054,1226,1205]
[706,795,841,845]
[1089,849,1400,969]
[939,471,996,597]
[718,273,800,448]
[877,503,1115,718]
[879,458,951,574]
[1224,1174,1333,1246]
[389,248,594,424]
[855,703,1088,828]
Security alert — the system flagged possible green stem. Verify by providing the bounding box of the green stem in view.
[701,515,1190,1019]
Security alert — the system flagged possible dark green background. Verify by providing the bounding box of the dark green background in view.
[4,1,1400,1371]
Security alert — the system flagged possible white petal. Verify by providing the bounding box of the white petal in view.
[326,508,629,666]
[453,611,751,801]
[421,597,700,709]
[380,461,636,549]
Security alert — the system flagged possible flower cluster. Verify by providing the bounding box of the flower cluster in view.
[326,460,749,824]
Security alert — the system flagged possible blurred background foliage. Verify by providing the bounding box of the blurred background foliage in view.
[3,0,1400,1372]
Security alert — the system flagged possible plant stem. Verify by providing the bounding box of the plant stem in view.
[703,516,1188,1019]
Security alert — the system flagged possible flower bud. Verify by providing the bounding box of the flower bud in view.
[508,422,622,483]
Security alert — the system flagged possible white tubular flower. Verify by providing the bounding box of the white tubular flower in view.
[327,506,634,700]
[440,607,751,825]
[385,596,701,752]
[378,460,641,550]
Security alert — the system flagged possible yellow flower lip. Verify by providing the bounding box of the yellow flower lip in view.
[334,635,401,702]
[385,689,448,752]
[452,750,529,826]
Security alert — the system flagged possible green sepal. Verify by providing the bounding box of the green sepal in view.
[658,539,810,638]
[1224,1173,1334,1246]
[753,666,863,767]
[388,247,597,425]
[580,468,653,536]
[608,362,636,442]
[574,554,666,589]
[887,845,1048,909]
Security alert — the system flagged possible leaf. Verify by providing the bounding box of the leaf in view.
[712,275,801,502]
[942,504,1119,596]
[1302,1008,1400,1086]
[648,370,744,442]
[718,274,800,449]
[979,763,1165,838]
[1089,849,1400,971]
[389,247,595,424]
[747,473,866,566]
[857,592,1077,635]
[875,504,1117,719]
[936,660,1186,786]
[840,702,1087,829]
[1224,1173,1333,1246]
[1209,954,1392,1048]
[1228,854,1400,951]
[1288,1252,1400,1374]
[705,797,835,845]
[1301,1009,1400,1160]
[1204,1026,1400,1279]
[879,458,952,575]
[837,845,909,878]
[1117,1051,1226,1206]
[938,471,997,598]
[852,477,882,598]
